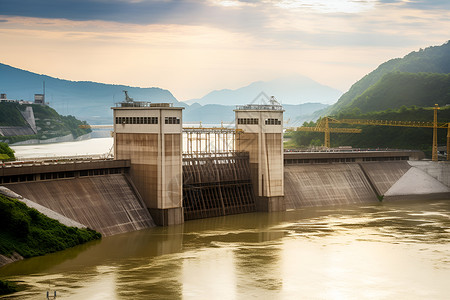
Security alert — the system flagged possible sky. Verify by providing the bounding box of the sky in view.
[1,0,449,101]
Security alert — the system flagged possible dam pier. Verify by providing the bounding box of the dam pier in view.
[1,99,450,236]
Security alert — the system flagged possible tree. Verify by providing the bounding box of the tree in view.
[0,142,15,161]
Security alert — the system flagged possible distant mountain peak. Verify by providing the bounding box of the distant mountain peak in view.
[0,62,179,124]
[184,74,342,106]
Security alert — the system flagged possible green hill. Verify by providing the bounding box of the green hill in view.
[344,72,450,114]
[0,194,101,295]
[328,41,450,115]
[0,102,92,144]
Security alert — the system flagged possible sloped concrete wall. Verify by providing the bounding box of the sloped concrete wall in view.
[359,161,411,196]
[284,164,378,209]
[3,174,155,236]
[408,161,450,187]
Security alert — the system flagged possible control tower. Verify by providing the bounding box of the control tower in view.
[234,96,285,212]
[112,98,184,226]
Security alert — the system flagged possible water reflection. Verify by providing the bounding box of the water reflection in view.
[1,199,449,299]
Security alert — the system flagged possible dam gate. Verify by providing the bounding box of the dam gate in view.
[183,152,256,220]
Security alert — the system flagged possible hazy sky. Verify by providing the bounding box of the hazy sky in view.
[1,0,449,101]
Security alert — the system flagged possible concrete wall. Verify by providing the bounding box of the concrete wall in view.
[408,161,450,187]
[285,164,378,209]
[3,174,155,236]
[383,161,450,200]
[285,161,450,208]
[359,161,411,196]
[235,108,284,212]
[113,105,184,226]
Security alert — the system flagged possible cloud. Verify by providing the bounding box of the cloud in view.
[377,0,450,9]
[0,0,267,27]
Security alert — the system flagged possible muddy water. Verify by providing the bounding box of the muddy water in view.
[1,199,450,299]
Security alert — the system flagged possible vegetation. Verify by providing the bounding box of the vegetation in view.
[343,72,450,114]
[290,105,450,157]
[0,194,101,259]
[0,142,15,161]
[0,102,27,126]
[329,41,450,115]
[0,279,18,295]
[0,102,91,144]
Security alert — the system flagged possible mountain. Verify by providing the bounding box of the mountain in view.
[0,63,329,126]
[340,72,450,114]
[328,41,450,115]
[183,102,328,125]
[185,74,342,106]
[0,63,179,124]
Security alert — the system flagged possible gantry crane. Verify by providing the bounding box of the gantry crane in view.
[286,116,362,148]
[330,104,448,162]
[288,105,448,161]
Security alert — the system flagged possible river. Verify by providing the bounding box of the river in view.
[10,137,114,160]
[1,199,449,299]
[4,138,450,299]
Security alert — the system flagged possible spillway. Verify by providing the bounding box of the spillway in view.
[358,161,411,196]
[4,174,155,236]
[284,164,378,209]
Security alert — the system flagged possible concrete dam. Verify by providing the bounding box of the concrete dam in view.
[1,100,450,236]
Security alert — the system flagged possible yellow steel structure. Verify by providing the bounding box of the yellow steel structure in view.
[330,104,447,162]
[433,104,439,162]
[287,117,362,148]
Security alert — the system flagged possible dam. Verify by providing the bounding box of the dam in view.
[1,99,450,237]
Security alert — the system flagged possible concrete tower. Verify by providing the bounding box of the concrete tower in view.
[112,101,184,226]
[234,97,285,212]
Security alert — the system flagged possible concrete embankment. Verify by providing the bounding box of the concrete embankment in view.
[358,161,411,196]
[3,174,155,236]
[383,161,450,200]
[0,186,86,229]
[284,164,378,209]
[285,161,450,208]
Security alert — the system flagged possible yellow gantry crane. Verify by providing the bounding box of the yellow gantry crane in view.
[286,117,362,147]
[288,104,448,161]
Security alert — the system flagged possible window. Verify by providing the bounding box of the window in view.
[265,118,281,125]
[115,116,158,124]
[237,118,259,125]
[165,116,180,124]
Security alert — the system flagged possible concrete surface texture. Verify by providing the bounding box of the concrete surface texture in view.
[3,174,155,236]
[235,107,284,212]
[113,104,184,226]
[0,186,86,229]
[408,161,450,187]
[385,166,450,196]
[359,161,411,195]
[284,164,378,209]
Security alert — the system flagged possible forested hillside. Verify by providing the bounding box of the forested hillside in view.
[329,41,450,114]
[344,72,450,113]
[0,102,91,144]
[290,106,450,157]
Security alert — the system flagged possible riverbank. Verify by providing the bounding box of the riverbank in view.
[0,194,101,269]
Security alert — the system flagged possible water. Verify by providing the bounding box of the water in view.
[1,200,449,299]
[11,130,236,160]
[11,138,114,160]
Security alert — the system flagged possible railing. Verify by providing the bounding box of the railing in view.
[235,104,284,111]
